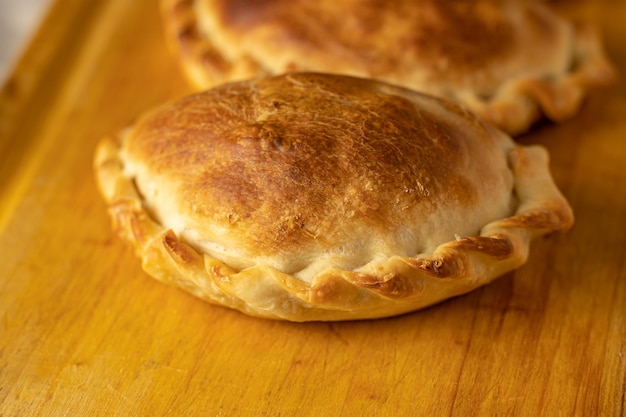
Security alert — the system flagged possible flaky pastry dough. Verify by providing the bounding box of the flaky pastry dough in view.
[160,0,616,135]
[95,73,573,321]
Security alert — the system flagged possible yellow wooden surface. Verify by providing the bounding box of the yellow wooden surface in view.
[0,0,624,415]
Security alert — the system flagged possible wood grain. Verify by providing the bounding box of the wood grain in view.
[1,0,624,416]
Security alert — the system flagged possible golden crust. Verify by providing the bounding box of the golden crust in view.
[94,73,573,321]
[160,0,616,135]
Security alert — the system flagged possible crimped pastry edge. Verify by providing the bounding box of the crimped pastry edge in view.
[94,127,573,322]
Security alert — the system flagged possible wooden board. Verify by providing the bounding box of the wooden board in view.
[1,1,624,415]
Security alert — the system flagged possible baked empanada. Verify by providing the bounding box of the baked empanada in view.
[160,0,615,135]
[95,73,573,321]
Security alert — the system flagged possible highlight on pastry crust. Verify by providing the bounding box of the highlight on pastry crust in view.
[159,0,616,136]
[94,73,574,321]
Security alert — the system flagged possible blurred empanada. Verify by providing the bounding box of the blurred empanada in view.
[161,0,615,134]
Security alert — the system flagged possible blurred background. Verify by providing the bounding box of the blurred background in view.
[0,0,53,80]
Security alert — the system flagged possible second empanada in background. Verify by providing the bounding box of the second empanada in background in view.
[161,0,616,135]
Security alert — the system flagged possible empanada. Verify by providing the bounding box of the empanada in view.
[160,0,615,135]
[95,73,573,321]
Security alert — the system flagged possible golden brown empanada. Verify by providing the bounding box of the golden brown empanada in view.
[160,0,615,135]
[95,73,573,321]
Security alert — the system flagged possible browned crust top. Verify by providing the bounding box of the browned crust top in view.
[125,73,506,259]
[207,0,561,87]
